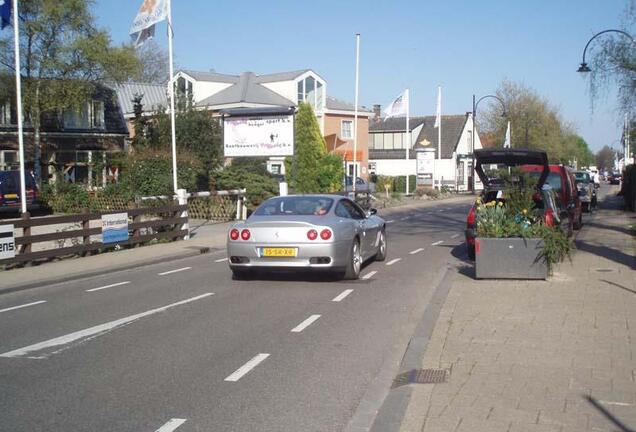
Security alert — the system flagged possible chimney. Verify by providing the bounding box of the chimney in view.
[373,104,381,120]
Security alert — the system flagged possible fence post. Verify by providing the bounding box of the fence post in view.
[20,211,31,255]
[177,188,190,240]
[131,202,141,248]
[82,208,91,256]
[236,194,242,220]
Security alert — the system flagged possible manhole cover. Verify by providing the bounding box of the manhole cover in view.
[595,268,616,273]
[391,368,448,388]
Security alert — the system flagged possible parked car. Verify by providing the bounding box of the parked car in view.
[226,194,386,280]
[608,171,622,185]
[0,170,40,213]
[344,176,376,194]
[573,170,595,213]
[465,149,563,260]
[519,164,582,231]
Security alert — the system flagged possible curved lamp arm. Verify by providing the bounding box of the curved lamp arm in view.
[475,94,507,117]
[578,29,636,72]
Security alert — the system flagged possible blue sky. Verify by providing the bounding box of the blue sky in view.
[95,0,629,153]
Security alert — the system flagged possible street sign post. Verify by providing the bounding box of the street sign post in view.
[0,224,16,260]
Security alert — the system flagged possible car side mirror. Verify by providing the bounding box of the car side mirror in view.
[367,208,377,217]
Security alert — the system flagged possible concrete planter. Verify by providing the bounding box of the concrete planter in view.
[475,237,548,280]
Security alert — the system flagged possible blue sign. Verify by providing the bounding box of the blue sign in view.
[102,213,129,244]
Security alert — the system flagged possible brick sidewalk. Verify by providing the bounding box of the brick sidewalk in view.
[401,194,636,432]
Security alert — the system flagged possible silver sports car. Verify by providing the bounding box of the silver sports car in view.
[226,194,387,280]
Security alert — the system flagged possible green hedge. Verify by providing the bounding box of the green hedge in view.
[375,175,417,194]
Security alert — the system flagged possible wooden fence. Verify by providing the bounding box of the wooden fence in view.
[1,202,187,266]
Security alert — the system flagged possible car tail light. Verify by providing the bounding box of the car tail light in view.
[532,192,542,202]
[467,207,476,226]
[240,229,251,240]
[320,229,332,240]
[307,229,318,240]
[229,228,240,240]
[544,208,555,227]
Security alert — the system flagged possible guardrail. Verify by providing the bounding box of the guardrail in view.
[1,202,187,266]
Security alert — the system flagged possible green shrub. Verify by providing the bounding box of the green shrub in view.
[41,182,92,213]
[213,164,279,209]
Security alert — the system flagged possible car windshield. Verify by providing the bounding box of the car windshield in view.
[254,196,335,216]
[574,172,590,183]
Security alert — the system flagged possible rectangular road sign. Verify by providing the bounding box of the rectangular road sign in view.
[101,213,129,244]
[0,224,16,260]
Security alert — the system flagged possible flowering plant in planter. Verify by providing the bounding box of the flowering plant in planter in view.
[475,178,570,274]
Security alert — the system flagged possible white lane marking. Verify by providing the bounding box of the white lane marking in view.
[598,400,634,407]
[386,258,402,266]
[438,209,444,212]
[0,300,47,314]
[332,289,354,302]
[158,267,191,276]
[214,257,229,263]
[431,241,444,246]
[224,353,270,382]
[386,220,395,224]
[291,314,321,333]
[361,270,377,280]
[409,248,425,255]
[86,281,131,292]
[0,293,214,359]
[155,418,187,432]
[450,234,460,239]
[401,217,409,221]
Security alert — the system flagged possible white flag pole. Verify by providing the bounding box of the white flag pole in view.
[405,88,410,195]
[352,33,360,193]
[167,0,178,194]
[437,86,442,190]
[12,0,27,214]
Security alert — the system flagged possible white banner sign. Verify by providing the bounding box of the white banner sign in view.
[224,115,294,157]
[416,150,435,177]
[0,224,15,260]
[102,213,129,244]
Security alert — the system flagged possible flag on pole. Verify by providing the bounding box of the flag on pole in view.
[130,0,169,47]
[383,90,408,118]
[503,121,511,148]
[434,86,442,128]
[0,0,12,29]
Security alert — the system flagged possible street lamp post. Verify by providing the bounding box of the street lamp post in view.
[577,29,636,165]
[471,94,506,192]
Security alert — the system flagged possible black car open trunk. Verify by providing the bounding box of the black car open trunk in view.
[474,148,550,190]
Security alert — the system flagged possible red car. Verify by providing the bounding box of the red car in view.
[519,164,582,233]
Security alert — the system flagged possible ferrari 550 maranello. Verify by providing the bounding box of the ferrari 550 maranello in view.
[226,194,387,280]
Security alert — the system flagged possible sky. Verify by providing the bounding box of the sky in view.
[94,0,630,153]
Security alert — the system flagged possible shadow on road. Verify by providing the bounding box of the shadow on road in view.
[600,279,636,295]
[585,395,635,432]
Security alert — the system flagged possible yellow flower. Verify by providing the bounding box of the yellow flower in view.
[497,201,503,207]
[522,209,528,215]
[477,206,483,211]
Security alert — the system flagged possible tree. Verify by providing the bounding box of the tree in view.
[284,103,344,193]
[0,0,140,182]
[136,40,169,84]
[596,145,616,171]
[587,1,636,116]
[481,80,595,165]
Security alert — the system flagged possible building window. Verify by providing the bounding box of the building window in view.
[63,101,105,130]
[1,100,14,125]
[0,150,18,170]
[384,133,394,150]
[393,132,403,149]
[92,101,105,129]
[341,120,353,139]
[467,130,473,150]
[270,164,281,175]
[296,75,324,111]
[176,76,194,107]
[370,133,383,150]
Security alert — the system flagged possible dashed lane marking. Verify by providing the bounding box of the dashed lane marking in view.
[0,300,47,314]
[409,248,425,255]
[158,267,191,276]
[332,289,354,302]
[361,271,377,280]
[224,353,270,382]
[214,257,229,263]
[155,418,187,432]
[86,281,131,292]
[386,258,402,266]
[291,315,321,333]
[450,234,460,239]
[0,293,214,359]
[386,220,395,224]
[431,241,444,246]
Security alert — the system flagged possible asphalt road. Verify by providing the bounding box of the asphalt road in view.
[0,198,473,432]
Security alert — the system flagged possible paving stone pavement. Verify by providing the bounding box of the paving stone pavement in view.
[401,189,636,432]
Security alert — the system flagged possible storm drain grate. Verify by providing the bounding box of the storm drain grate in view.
[391,368,448,388]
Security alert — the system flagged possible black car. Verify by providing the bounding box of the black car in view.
[0,170,40,213]
[465,149,564,260]
[608,172,622,185]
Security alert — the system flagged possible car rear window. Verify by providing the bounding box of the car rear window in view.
[254,197,334,216]
[527,171,561,191]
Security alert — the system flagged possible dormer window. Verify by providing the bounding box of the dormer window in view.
[63,100,105,130]
[176,76,194,106]
[297,75,324,111]
[0,100,14,126]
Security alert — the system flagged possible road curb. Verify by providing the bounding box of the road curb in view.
[0,246,219,296]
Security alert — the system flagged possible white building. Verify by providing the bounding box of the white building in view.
[368,112,483,191]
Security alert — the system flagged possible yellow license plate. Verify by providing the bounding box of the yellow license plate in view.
[263,247,297,257]
[5,194,18,199]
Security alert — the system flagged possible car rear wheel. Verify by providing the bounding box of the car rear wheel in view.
[343,239,362,280]
[375,230,387,262]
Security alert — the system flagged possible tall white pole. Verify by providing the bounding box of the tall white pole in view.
[352,33,360,193]
[167,0,178,194]
[437,86,442,190]
[12,0,27,214]
[405,88,410,195]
